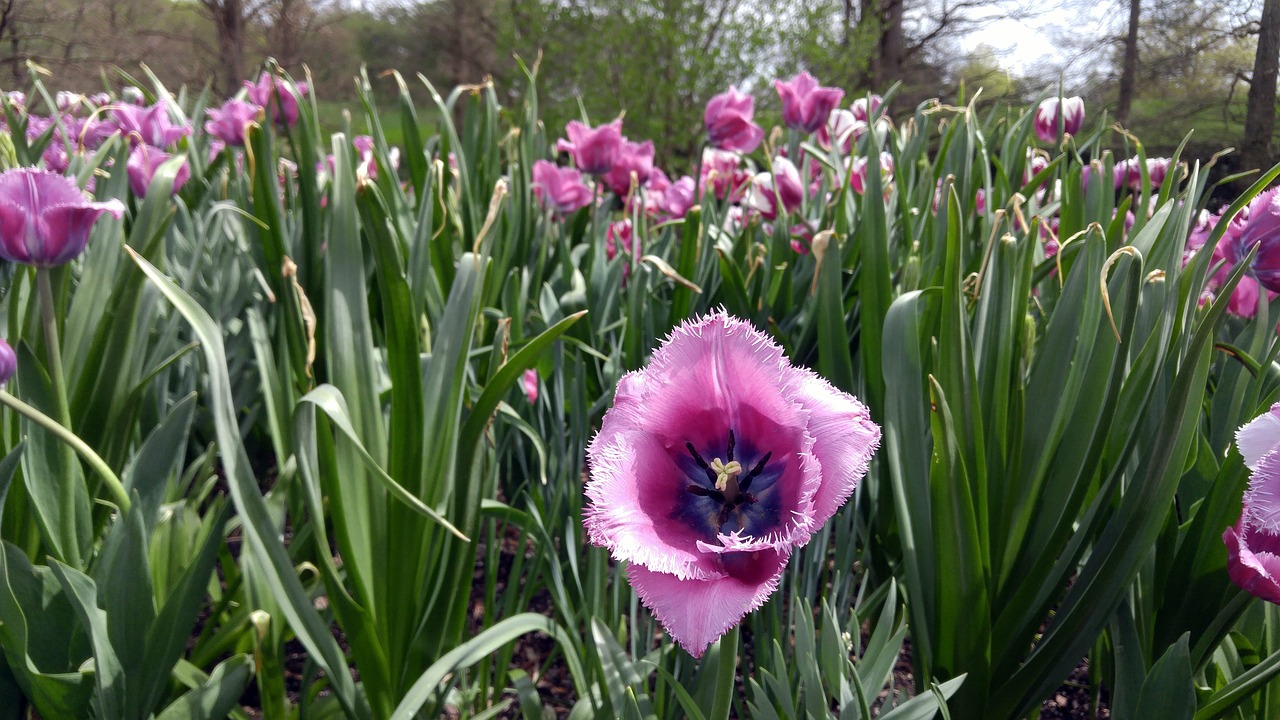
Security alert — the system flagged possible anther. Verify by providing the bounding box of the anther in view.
[726,430,735,462]
[686,442,719,485]
[739,451,771,492]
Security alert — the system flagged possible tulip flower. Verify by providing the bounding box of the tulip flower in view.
[1034,96,1085,144]
[1225,404,1280,604]
[522,369,539,405]
[531,160,593,216]
[111,103,188,148]
[775,72,844,135]
[0,168,124,266]
[700,149,750,202]
[850,95,884,123]
[661,176,697,219]
[1223,188,1280,294]
[584,311,880,657]
[205,99,262,147]
[748,157,803,220]
[604,139,655,196]
[0,337,14,387]
[245,72,308,127]
[850,152,895,196]
[127,145,190,197]
[605,219,632,261]
[1119,157,1176,191]
[704,87,763,154]
[816,109,862,154]
[556,120,623,176]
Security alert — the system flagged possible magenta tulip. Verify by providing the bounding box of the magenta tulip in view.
[556,120,623,176]
[532,160,593,216]
[775,72,844,135]
[1225,403,1280,605]
[0,337,13,387]
[0,169,124,266]
[604,139,655,196]
[111,103,187,149]
[748,157,803,220]
[661,176,697,219]
[1224,188,1280,293]
[584,311,880,657]
[1034,96,1085,144]
[127,145,190,197]
[244,72,309,127]
[700,149,750,202]
[704,87,763,154]
[522,369,539,404]
[205,99,262,147]
[850,95,884,123]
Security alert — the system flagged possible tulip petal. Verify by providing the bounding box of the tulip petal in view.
[628,547,789,658]
[1238,403,1280,470]
[790,370,881,528]
[1225,521,1280,605]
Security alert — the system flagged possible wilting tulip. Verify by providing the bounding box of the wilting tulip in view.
[244,72,309,127]
[531,160,593,216]
[604,139,655,196]
[0,168,124,266]
[705,87,763,154]
[584,311,880,657]
[111,103,187,148]
[748,157,803,220]
[127,145,190,197]
[204,99,262,147]
[1034,96,1085,144]
[556,120,623,176]
[850,95,884,123]
[775,72,844,135]
[0,337,14,387]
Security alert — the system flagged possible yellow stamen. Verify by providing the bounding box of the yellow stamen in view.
[710,458,743,493]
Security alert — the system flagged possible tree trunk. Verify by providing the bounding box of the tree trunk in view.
[205,0,245,95]
[1244,0,1280,174]
[1116,0,1140,126]
[876,0,903,90]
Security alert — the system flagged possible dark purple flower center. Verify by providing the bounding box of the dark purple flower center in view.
[678,430,782,538]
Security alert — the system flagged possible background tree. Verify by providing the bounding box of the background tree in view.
[1243,0,1280,174]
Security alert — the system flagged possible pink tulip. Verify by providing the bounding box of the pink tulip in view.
[556,119,623,176]
[0,337,13,387]
[775,72,844,135]
[127,145,190,197]
[0,169,124,266]
[661,176,697,219]
[205,99,262,147]
[605,219,633,261]
[522,369,539,404]
[850,152,895,196]
[704,87,763,154]
[850,95,885,123]
[604,139,655,196]
[748,157,803,220]
[584,311,880,657]
[244,72,309,127]
[700,149,750,202]
[111,103,188,148]
[816,109,864,154]
[531,160,593,216]
[1034,96,1085,144]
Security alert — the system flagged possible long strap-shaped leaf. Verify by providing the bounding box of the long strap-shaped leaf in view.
[126,247,371,719]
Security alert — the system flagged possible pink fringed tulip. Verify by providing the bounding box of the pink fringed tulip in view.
[1225,404,1280,604]
[604,139,655,196]
[584,311,881,657]
[557,120,623,176]
[748,157,803,221]
[245,72,309,127]
[1034,96,1085,144]
[126,145,190,197]
[205,99,262,147]
[532,160,593,216]
[0,169,124,266]
[775,72,844,135]
[1225,188,1280,293]
[705,87,763,154]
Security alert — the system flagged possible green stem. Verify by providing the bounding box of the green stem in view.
[708,624,740,720]
[0,389,130,513]
[36,269,72,429]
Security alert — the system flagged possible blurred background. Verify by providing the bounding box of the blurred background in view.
[3,0,1272,183]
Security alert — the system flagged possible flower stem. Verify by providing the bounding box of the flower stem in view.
[0,389,130,513]
[36,268,71,430]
